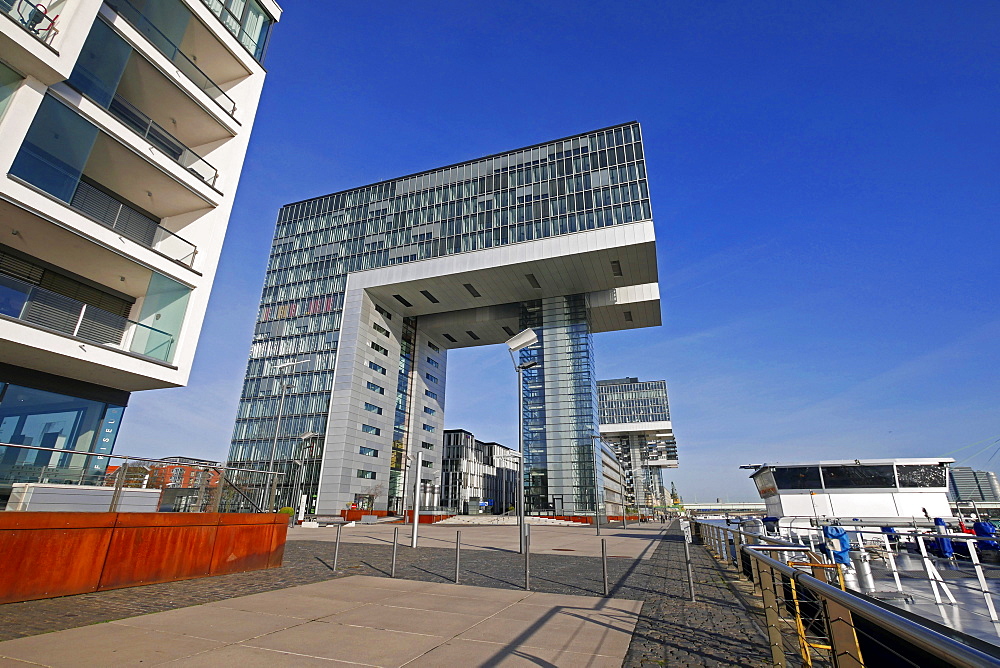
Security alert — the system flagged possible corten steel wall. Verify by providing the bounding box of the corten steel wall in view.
[0,512,288,604]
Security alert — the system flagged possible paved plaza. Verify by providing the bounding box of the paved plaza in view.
[0,521,770,666]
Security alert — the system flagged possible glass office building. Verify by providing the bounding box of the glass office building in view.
[229,123,661,515]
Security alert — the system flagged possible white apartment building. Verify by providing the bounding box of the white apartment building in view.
[0,0,280,504]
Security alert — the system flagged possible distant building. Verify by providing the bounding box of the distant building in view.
[598,377,677,511]
[441,429,519,515]
[949,467,1000,503]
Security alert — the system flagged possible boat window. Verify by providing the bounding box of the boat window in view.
[753,469,778,497]
[821,465,895,488]
[771,466,821,490]
[896,464,947,488]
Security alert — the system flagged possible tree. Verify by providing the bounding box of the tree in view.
[357,482,386,510]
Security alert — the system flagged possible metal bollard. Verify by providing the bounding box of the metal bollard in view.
[455,530,461,584]
[333,523,343,571]
[683,530,696,602]
[602,538,609,596]
[524,523,531,590]
[391,526,399,578]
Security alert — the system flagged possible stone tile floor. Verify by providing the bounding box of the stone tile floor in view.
[0,521,770,666]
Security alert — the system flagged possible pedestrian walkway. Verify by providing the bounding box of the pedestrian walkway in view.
[0,520,771,666]
[0,575,641,667]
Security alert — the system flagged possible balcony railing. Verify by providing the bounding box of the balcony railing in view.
[1,0,61,45]
[109,94,219,187]
[0,273,175,362]
[199,0,269,63]
[106,0,237,117]
[70,179,198,267]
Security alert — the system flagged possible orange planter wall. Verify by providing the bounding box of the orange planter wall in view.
[0,512,287,604]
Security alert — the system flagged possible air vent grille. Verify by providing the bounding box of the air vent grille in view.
[393,294,412,307]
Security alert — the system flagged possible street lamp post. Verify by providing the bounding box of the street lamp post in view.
[505,328,538,556]
[266,359,307,510]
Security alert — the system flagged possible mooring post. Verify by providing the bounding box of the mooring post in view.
[333,522,342,571]
[602,538,609,596]
[391,526,399,578]
[455,530,461,584]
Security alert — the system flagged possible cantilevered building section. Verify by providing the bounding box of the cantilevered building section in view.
[598,377,677,511]
[229,123,660,516]
[0,0,280,505]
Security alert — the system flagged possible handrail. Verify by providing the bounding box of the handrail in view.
[109,94,219,187]
[745,544,1000,667]
[0,273,175,362]
[106,0,237,117]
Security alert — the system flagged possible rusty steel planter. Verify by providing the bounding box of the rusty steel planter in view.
[0,512,288,604]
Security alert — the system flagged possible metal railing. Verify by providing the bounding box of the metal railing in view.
[198,0,267,62]
[107,0,237,117]
[2,0,60,44]
[109,94,219,187]
[71,179,198,267]
[694,520,1000,667]
[0,442,282,513]
[0,273,175,362]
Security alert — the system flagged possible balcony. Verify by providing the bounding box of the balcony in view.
[108,94,218,188]
[106,0,237,117]
[70,178,197,267]
[198,0,273,63]
[1,0,63,45]
[0,273,175,362]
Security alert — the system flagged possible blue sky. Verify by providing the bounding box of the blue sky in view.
[115,1,1000,501]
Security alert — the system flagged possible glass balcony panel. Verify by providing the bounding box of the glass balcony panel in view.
[108,0,237,117]
[0,272,176,362]
[2,0,59,44]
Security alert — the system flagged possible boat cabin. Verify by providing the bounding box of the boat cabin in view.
[747,458,954,521]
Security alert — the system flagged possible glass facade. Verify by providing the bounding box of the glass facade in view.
[598,378,671,424]
[0,62,21,121]
[0,381,124,506]
[228,123,651,513]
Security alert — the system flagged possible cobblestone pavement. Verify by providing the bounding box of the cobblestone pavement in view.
[0,522,770,667]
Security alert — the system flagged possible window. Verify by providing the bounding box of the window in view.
[366,381,384,395]
[425,390,438,399]
[374,304,392,320]
[426,357,439,368]
[422,460,433,468]
[822,465,895,489]
[421,441,434,450]
[371,342,388,355]
[428,341,440,353]
[364,403,382,415]
[362,424,381,435]
[357,469,376,479]
[373,322,389,337]
[360,446,378,457]
[368,361,386,374]
[771,467,821,490]
[897,464,947,488]
[422,424,435,432]
[423,406,436,415]
[425,373,438,384]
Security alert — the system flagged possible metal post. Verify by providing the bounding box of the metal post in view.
[881,533,903,593]
[594,438,601,537]
[391,526,399,578]
[267,383,289,511]
[683,526,696,602]
[524,522,531,590]
[110,457,127,512]
[602,538,609,596]
[517,368,526,555]
[333,523,342,571]
[825,598,865,668]
[411,451,423,548]
[967,537,999,621]
[455,531,461,584]
[757,564,788,668]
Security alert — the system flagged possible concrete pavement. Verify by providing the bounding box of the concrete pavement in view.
[0,575,641,667]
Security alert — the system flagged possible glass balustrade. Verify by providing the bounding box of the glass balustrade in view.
[106,0,237,117]
[0,273,176,362]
